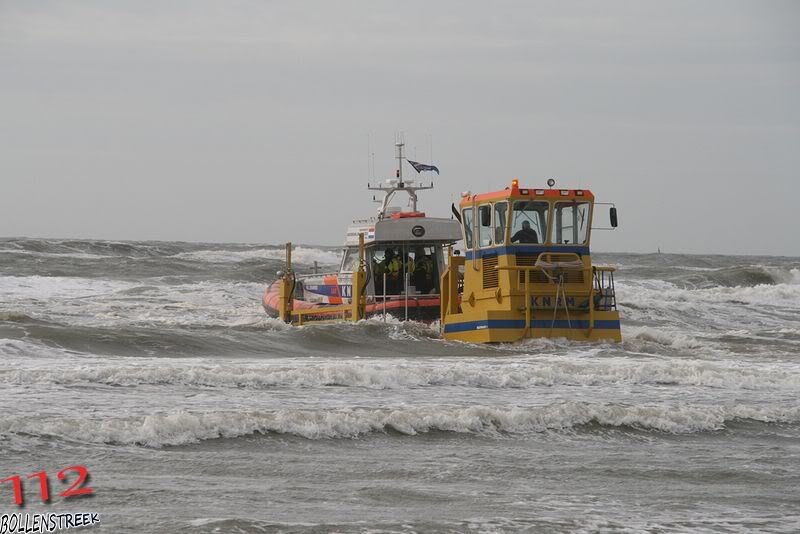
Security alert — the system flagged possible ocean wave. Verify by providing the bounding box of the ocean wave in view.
[5,357,799,391]
[684,265,800,288]
[0,337,78,359]
[0,275,265,328]
[0,311,39,324]
[617,278,800,315]
[622,326,710,351]
[0,238,187,258]
[2,403,797,447]
[0,274,140,300]
[173,246,341,266]
[0,238,341,266]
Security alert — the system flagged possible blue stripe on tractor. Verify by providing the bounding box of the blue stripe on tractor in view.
[443,319,620,333]
[464,245,590,260]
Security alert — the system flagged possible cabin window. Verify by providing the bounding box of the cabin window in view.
[510,201,548,244]
[462,208,474,248]
[372,246,415,296]
[493,202,508,245]
[341,248,360,272]
[410,245,439,295]
[552,201,591,245]
[478,204,493,248]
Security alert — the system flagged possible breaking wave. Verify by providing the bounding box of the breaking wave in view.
[0,275,265,328]
[173,246,340,266]
[2,403,797,447]
[617,278,800,315]
[623,326,710,351]
[0,238,186,258]
[4,357,800,391]
[0,238,338,283]
[678,265,800,289]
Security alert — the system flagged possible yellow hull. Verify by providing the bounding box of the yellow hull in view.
[442,309,621,343]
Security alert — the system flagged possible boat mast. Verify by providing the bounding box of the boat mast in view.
[397,141,403,186]
[368,140,434,220]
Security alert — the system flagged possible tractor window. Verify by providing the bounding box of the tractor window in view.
[462,207,474,248]
[478,204,493,247]
[552,202,591,245]
[511,201,548,245]
[493,202,508,245]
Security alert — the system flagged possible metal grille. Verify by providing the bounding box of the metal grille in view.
[482,255,499,288]
[561,270,584,284]
[535,253,585,284]
[515,254,548,284]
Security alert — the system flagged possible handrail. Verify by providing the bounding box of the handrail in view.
[496,265,591,271]
[278,233,367,325]
[495,265,593,274]
[440,246,465,331]
[495,264,598,334]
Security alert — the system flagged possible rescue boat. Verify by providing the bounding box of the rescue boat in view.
[439,179,622,342]
[263,141,461,323]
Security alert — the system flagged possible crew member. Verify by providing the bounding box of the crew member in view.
[385,249,402,292]
[414,253,435,293]
[511,220,539,244]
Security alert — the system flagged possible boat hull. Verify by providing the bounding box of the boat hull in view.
[262,282,441,323]
[441,309,622,343]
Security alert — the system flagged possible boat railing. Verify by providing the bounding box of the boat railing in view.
[496,260,615,336]
[441,248,465,318]
[495,264,590,336]
[276,236,367,325]
[592,266,617,311]
[372,272,441,321]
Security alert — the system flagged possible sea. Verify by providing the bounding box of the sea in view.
[1,238,799,533]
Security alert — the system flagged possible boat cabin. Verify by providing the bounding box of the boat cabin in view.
[271,140,461,322]
[342,213,461,298]
[439,179,621,342]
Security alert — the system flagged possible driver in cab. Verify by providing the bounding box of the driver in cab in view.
[511,221,539,244]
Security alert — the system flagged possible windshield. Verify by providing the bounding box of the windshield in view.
[340,248,360,272]
[510,201,548,245]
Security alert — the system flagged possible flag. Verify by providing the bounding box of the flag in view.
[407,159,440,174]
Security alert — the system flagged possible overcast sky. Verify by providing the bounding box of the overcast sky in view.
[1,1,798,255]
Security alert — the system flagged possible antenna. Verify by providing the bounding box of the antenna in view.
[369,135,433,219]
[395,135,404,185]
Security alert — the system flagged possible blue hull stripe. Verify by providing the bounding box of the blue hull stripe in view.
[464,245,590,260]
[443,319,620,333]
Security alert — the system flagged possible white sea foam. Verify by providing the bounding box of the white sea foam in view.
[616,278,800,337]
[5,357,799,391]
[623,326,710,351]
[0,274,138,301]
[618,277,800,310]
[2,403,797,447]
[0,338,76,359]
[763,266,800,285]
